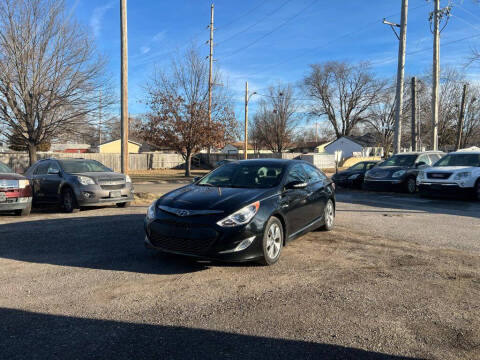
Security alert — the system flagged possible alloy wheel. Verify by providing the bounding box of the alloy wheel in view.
[407,178,416,194]
[266,223,282,260]
[325,200,334,229]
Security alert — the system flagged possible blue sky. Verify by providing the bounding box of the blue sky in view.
[69,0,480,127]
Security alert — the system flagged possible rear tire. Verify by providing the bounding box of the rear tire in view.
[406,177,417,194]
[320,199,335,231]
[116,201,131,208]
[61,188,79,213]
[14,202,31,216]
[258,217,283,266]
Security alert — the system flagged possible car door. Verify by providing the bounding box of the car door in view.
[302,163,328,222]
[31,162,49,202]
[280,164,310,237]
[43,161,63,202]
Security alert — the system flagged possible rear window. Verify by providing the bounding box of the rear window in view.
[434,154,480,167]
[0,162,13,173]
[58,160,111,173]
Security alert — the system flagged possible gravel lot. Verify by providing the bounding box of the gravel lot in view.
[0,189,479,360]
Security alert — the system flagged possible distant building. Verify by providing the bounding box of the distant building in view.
[314,141,333,153]
[325,133,383,160]
[290,141,325,154]
[97,139,142,154]
[51,143,91,153]
[221,142,272,155]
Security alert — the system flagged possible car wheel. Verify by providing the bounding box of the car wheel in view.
[320,199,335,231]
[476,180,480,201]
[406,177,417,194]
[61,188,79,213]
[14,202,31,216]
[259,217,283,266]
[116,202,131,208]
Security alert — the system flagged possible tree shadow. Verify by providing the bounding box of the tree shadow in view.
[0,214,207,275]
[0,308,423,360]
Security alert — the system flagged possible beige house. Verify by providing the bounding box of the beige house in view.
[98,139,142,154]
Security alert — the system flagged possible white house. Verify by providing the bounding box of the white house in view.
[324,134,383,160]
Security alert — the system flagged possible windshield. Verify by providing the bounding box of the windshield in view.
[0,162,13,173]
[434,153,480,167]
[198,163,285,188]
[380,155,417,167]
[348,162,365,171]
[58,160,111,173]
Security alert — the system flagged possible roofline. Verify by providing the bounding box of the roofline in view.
[98,139,142,146]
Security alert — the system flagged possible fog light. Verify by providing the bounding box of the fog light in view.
[82,191,94,199]
[219,236,256,254]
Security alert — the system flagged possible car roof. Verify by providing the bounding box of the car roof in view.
[449,151,480,155]
[227,158,307,166]
[393,151,444,155]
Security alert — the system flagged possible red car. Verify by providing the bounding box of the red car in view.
[0,162,32,216]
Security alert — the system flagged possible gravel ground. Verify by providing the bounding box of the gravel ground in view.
[0,192,479,360]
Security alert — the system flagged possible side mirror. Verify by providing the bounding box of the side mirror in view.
[48,168,60,175]
[285,180,308,190]
[415,161,427,168]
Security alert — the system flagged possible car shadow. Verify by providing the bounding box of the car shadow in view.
[0,214,208,275]
[336,188,480,219]
[0,307,423,360]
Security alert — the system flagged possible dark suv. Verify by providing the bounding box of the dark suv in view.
[25,158,134,212]
[363,151,444,194]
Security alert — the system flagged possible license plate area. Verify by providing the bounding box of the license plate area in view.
[0,192,6,202]
[109,190,121,198]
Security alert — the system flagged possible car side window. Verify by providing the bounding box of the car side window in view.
[428,154,441,163]
[285,164,307,184]
[34,162,49,175]
[47,162,60,174]
[416,154,431,166]
[366,163,376,170]
[302,164,325,184]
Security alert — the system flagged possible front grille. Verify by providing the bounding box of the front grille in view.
[100,184,125,190]
[369,170,389,179]
[427,172,452,180]
[149,234,216,255]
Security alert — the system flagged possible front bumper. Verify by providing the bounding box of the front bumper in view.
[363,178,404,191]
[74,183,135,206]
[144,210,265,262]
[418,182,474,198]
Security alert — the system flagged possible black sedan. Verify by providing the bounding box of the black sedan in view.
[331,161,378,188]
[144,159,335,265]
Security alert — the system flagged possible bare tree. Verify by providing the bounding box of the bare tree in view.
[140,47,237,176]
[303,61,386,139]
[251,85,297,153]
[0,0,109,165]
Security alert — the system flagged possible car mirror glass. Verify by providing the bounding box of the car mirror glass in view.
[416,161,427,168]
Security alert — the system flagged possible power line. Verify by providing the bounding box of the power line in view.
[216,0,292,46]
[219,0,319,60]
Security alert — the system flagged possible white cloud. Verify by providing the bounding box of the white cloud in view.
[140,46,151,54]
[90,1,115,38]
[152,31,167,43]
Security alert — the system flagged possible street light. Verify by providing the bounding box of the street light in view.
[244,81,257,160]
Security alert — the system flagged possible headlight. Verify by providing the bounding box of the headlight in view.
[454,172,471,180]
[392,170,406,178]
[216,201,259,227]
[146,201,156,220]
[348,174,360,180]
[18,179,29,189]
[125,175,132,183]
[76,176,95,185]
[417,171,425,180]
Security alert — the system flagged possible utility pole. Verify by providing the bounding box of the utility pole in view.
[244,81,256,160]
[207,3,214,161]
[99,90,102,145]
[120,0,129,173]
[384,0,408,154]
[315,122,318,143]
[411,77,417,151]
[455,83,468,151]
[432,0,440,151]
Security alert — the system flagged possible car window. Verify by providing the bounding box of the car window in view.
[380,155,417,167]
[430,154,442,163]
[366,162,377,170]
[349,162,365,171]
[58,160,111,173]
[434,153,480,167]
[285,164,307,184]
[34,162,49,175]
[0,162,13,173]
[416,154,431,166]
[47,162,60,174]
[302,164,325,183]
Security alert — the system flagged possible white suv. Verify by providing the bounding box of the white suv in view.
[417,151,480,200]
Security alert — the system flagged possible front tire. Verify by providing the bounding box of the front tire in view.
[259,217,283,266]
[320,199,335,231]
[61,188,79,213]
[406,177,417,194]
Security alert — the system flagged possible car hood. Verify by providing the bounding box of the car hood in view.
[71,172,126,181]
[0,173,26,180]
[158,184,275,213]
[427,166,476,172]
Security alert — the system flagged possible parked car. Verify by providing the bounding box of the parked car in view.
[215,159,236,168]
[144,159,335,265]
[363,151,444,193]
[0,162,32,216]
[24,158,134,212]
[331,161,379,188]
[417,150,480,200]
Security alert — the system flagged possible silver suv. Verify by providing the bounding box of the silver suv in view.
[25,158,134,212]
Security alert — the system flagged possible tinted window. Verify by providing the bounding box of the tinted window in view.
[302,164,325,183]
[429,154,442,163]
[34,162,49,175]
[285,164,307,184]
[198,163,284,188]
[380,155,417,167]
[59,160,111,173]
[0,162,13,173]
[434,154,480,167]
[349,162,365,171]
[366,162,377,170]
[416,154,431,166]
